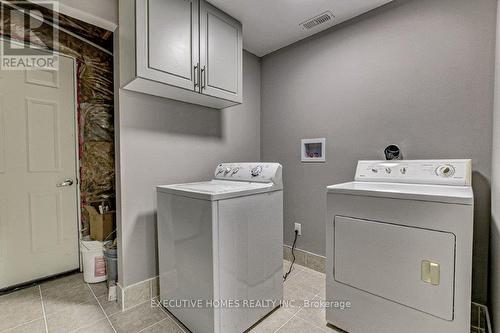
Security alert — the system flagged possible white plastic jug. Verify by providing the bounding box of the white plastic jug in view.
[80,240,107,283]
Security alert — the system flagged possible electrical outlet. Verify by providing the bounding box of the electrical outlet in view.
[294,223,302,236]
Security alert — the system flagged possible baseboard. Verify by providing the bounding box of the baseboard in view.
[117,276,159,310]
[118,245,325,310]
[283,245,326,273]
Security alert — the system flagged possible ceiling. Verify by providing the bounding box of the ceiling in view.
[207,0,393,57]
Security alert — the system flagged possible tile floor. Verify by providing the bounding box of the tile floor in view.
[0,261,342,333]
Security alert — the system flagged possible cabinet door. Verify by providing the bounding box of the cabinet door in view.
[136,0,199,91]
[200,1,242,103]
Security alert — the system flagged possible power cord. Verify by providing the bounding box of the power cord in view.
[283,230,299,281]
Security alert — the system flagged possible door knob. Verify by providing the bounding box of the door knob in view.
[56,179,74,187]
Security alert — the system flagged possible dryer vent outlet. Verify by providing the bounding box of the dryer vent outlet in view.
[300,11,334,30]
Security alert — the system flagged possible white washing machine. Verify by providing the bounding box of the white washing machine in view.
[157,163,283,333]
[326,160,473,333]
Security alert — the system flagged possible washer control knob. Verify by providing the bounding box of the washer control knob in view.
[436,164,455,178]
[371,168,378,173]
[251,165,263,177]
[400,167,407,175]
[223,167,232,175]
[385,167,392,174]
[231,167,240,175]
[216,167,224,176]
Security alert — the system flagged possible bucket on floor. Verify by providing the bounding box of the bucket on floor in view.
[80,240,107,283]
[103,242,117,284]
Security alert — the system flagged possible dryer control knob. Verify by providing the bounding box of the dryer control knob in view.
[436,164,455,178]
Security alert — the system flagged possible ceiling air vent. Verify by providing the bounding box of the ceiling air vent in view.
[300,11,335,31]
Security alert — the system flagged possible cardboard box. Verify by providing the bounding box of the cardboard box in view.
[84,204,116,241]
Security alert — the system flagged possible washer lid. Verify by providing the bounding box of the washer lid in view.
[327,181,473,205]
[158,180,280,201]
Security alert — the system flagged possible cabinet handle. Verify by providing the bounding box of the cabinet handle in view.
[194,63,199,90]
[201,65,206,90]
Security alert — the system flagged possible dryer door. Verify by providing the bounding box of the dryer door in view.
[334,216,455,320]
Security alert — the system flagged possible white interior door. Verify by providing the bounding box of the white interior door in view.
[0,55,79,289]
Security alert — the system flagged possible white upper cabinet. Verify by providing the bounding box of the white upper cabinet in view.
[200,1,243,103]
[120,0,243,109]
[139,0,198,90]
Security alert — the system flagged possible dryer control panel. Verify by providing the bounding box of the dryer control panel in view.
[355,160,472,186]
[214,163,283,185]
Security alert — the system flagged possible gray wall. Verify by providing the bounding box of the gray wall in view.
[490,2,500,331]
[261,0,496,304]
[116,51,261,287]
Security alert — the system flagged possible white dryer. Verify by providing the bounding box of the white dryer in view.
[157,163,283,333]
[326,160,473,333]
